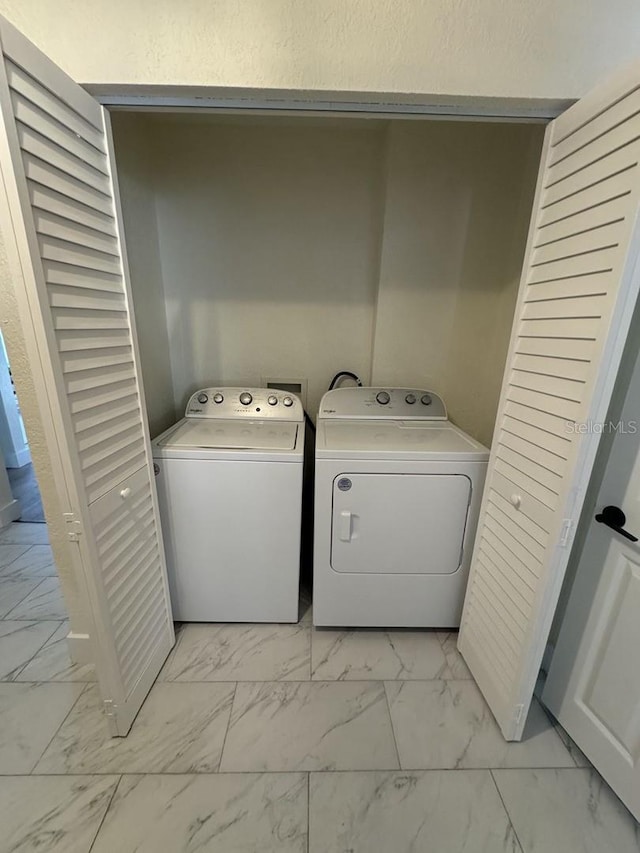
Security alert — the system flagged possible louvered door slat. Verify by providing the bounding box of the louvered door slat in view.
[538,167,637,229]
[535,206,627,246]
[476,552,533,619]
[45,263,122,294]
[522,294,606,320]
[0,16,173,736]
[549,85,640,165]
[502,415,571,461]
[546,123,640,187]
[5,60,105,148]
[460,61,640,740]
[542,145,639,208]
[12,93,109,174]
[478,540,537,607]
[68,380,138,415]
[72,393,139,430]
[488,490,549,547]
[23,152,114,214]
[499,430,568,478]
[18,126,112,195]
[29,184,117,235]
[512,353,591,382]
[34,209,119,255]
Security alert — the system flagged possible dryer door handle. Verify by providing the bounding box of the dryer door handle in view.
[339,511,353,542]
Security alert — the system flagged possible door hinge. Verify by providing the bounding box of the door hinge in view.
[559,518,574,548]
[63,512,82,542]
[103,699,117,718]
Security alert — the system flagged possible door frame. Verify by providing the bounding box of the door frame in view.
[88,84,568,122]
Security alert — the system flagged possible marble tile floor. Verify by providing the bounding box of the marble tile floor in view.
[0,523,638,852]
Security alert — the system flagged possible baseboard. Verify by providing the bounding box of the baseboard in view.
[0,498,20,528]
[13,447,31,468]
[66,632,92,665]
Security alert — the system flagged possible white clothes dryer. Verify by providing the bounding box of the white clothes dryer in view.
[313,387,489,627]
[152,388,304,622]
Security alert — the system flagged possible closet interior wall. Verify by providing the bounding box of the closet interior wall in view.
[111,112,544,447]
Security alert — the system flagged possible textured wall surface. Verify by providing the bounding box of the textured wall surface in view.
[0,0,638,100]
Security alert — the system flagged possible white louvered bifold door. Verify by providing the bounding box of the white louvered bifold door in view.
[459,61,640,740]
[0,18,174,734]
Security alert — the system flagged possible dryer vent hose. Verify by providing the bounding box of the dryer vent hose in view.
[328,371,363,390]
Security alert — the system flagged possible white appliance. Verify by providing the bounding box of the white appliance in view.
[313,387,489,627]
[152,387,305,622]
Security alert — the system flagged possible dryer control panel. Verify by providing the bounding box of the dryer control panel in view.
[185,388,304,421]
[318,387,447,420]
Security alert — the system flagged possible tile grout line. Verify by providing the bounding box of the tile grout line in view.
[382,681,402,770]
[1,576,50,621]
[28,682,89,775]
[489,768,526,853]
[306,771,310,853]
[539,700,584,769]
[87,773,122,853]
[0,764,596,778]
[0,543,33,575]
[216,682,238,773]
[4,618,63,682]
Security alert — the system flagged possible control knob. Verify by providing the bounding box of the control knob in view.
[283,396,293,407]
[213,393,224,404]
[421,394,432,406]
[267,395,278,406]
[197,392,208,404]
[405,393,416,404]
[239,392,253,406]
[376,391,390,405]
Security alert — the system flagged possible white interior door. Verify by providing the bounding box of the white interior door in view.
[459,60,640,740]
[543,321,640,821]
[0,17,174,734]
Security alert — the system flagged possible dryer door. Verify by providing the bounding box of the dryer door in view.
[331,473,471,575]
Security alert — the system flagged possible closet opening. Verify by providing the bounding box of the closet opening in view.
[109,112,545,449]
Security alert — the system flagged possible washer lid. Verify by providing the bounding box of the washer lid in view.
[157,419,299,451]
[317,419,488,459]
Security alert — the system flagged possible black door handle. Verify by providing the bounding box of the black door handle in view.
[594,505,638,542]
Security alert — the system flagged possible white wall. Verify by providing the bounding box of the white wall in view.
[0,446,18,527]
[146,116,386,418]
[372,121,544,446]
[0,328,30,468]
[111,114,542,444]
[110,114,175,437]
[0,1,639,102]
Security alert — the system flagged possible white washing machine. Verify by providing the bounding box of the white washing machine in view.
[313,387,489,627]
[152,387,304,623]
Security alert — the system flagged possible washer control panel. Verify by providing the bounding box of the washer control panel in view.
[319,387,447,420]
[186,388,304,420]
